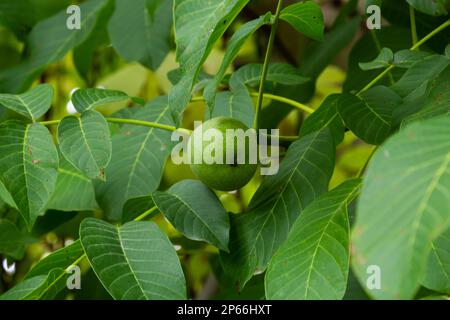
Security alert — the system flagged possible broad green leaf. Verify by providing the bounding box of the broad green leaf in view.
[359,48,393,71]
[229,63,309,92]
[407,0,448,16]
[338,87,402,145]
[57,110,111,180]
[47,158,98,212]
[26,240,84,279]
[0,275,47,300]
[220,129,335,288]
[95,97,174,221]
[352,116,450,299]
[0,0,109,93]
[0,121,58,229]
[393,50,432,68]
[266,179,361,300]
[108,0,173,70]
[300,94,345,145]
[0,84,53,121]
[422,227,450,294]
[153,180,230,251]
[280,1,324,41]
[71,88,130,113]
[0,219,36,259]
[391,54,449,98]
[404,65,450,124]
[80,218,186,300]
[203,13,272,107]
[169,0,249,125]
[122,196,157,223]
[205,88,254,128]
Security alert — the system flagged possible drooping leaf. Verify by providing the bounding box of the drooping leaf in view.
[300,94,344,145]
[108,0,173,70]
[352,116,450,299]
[422,227,450,294]
[393,50,433,68]
[391,54,449,98]
[71,88,130,113]
[0,0,109,93]
[169,0,249,124]
[0,219,36,259]
[80,218,186,300]
[0,121,59,229]
[205,88,254,128]
[95,97,174,221]
[203,13,272,107]
[403,65,450,124]
[0,84,53,121]
[359,48,393,71]
[47,157,98,212]
[153,180,230,251]
[266,179,361,300]
[0,275,47,300]
[220,129,335,288]
[229,63,309,92]
[280,1,324,41]
[406,0,448,16]
[337,87,402,145]
[57,110,111,180]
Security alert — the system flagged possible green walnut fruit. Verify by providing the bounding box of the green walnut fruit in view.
[188,117,258,191]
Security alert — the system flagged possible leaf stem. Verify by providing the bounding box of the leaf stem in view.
[254,0,284,129]
[357,146,378,178]
[358,19,450,94]
[134,206,158,222]
[409,5,418,47]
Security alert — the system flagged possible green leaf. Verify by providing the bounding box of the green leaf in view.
[47,157,98,212]
[403,65,450,124]
[153,180,230,251]
[352,116,450,299]
[80,218,186,300]
[0,275,47,300]
[220,129,335,288]
[0,84,53,121]
[391,54,449,98]
[229,63,309,92]
[422,227,450,294]
[0,180,17,209]
[359,48,393,71]
[95,97,174,221]
[57,110,111,180]
[0,0,109,93]
[204,13,272,107]
[71,88,130,113]
[0,121,58,229]
[393,50,432,68]
[25,240,84,279]
[266,179,361,300]
[300,94,345,146]
[108,0,173,70]
[0,219,36,259]
[407,0,448,16]
[337,87,403,145]
[169,0,249,125]
[122,196,156,223]
[280,1,324,41]
[205,88,254,128]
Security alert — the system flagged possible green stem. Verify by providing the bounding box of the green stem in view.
[358,19,450,94]
[134,206,158,222]
[409,5,418,47]
[40,117,191,135]
[254,0,284,129]
[357,146,378,178]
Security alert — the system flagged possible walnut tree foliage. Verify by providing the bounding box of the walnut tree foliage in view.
[0,0,449,300]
